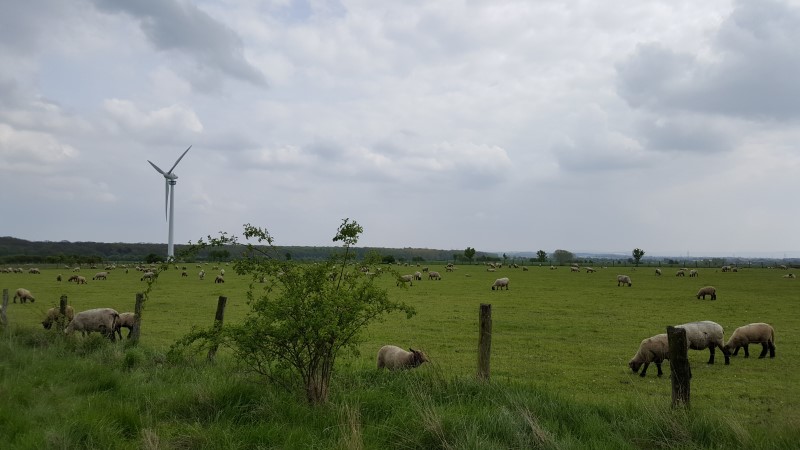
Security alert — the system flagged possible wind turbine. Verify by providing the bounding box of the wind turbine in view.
[148,145,191,260]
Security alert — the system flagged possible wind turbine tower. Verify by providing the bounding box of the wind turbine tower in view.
[148,145,192,260]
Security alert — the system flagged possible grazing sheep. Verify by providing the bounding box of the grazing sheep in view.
[617,275,632,287]
[199,270,206,280]
[67,275,79,282]
[376,345,429,370]
[42,306,75,329]
[783,273,795,279]
[655,268,662,276]
[570,266,580,272]
[522,266,529,271]
[214,275,225,284]
[114,312,136,340]
[181,271,188,277]
[491,277,510,291]
[628,333,674,377]
[396,274,413,286]
[422,267,429,273]
[689,270,698,278]
[675,321,730,365]
[428,271,441,280]
[721,265,732,272]
[696,286,717,300]
[413,271,422,281]
[28,268,41,274]
[550,265,557,270]
[13,288,35,304]
[64,308,120,341]
[486,267,496,272]
[92,271,108,280]
[75,276,88,284]
[675,270,686,277]
[141,272,156,281]
[56,274,62,282]
[585,267,596,273]
[724,323,776,359]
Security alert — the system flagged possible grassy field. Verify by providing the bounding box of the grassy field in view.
[1,262,798,448]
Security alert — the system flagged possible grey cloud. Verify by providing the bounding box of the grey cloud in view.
[616,0,800,120]
[636,115,736,154]
[89,0,267,87]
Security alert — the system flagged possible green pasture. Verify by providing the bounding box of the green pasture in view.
[2,263,799,447]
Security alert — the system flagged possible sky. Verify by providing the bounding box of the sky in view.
[1,0,799,258]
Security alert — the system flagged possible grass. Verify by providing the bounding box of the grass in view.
[1,262,799,448]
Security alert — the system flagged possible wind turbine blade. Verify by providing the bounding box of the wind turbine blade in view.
[164,181,170,222]
[148,160,167,176]
[167,145,192,174]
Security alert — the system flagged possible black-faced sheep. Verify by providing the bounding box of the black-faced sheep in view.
[13,288,35,303]
[629,333,674,377]
[214,275,225,283]
[42,306,75,329]
[675,320,730,365]
[491,277,509,290]
[783,273,796,279]
[92,271,108,280]
[64,308,120,341]
[396,274,413,286]
[724,323,775,359]
[114,312,136,340]
[376,345,429,370]
[428,271,441,280]
[617,275,632,287]
[655,268,662,276]
[696,286,716,300]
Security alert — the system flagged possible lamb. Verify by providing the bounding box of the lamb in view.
[114,312,136,340]
[214,275,225,283]
[396,274,413,286]
[491,277,510,291]
[64,308,120,341]
[92,271,108,280]
[724,323,775,359]
[617,275,632,287]
[696,286,717,300]
[13,288,35,303]
[675,320,730,365]
[428,271,441,280]
[655,268,662,276]
[628,333,674,377]
[42,306,75,329]
[376,345,429,370]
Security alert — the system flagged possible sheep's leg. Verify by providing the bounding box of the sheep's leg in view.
[655,362,663,377]
[707,346,716,364]
[720,345,730,365]
[640,362,649,377]
[768,342,776,358]
[758,343,769,359]
[742,344,750,358]
[732,346,740,356]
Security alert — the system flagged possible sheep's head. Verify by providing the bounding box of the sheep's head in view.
[628,360,642,373]
[410,348,429,367]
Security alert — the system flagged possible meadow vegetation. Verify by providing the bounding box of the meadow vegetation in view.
[2,258,798,448]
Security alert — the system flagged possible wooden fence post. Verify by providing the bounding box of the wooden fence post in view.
[58,295,68,330]
[1,289,8,327]
[477,303,492,381]
[130,293,145,344]
[207,296,228,362]
[667,326,691,408]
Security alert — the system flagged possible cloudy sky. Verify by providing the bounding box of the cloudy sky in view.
[2,0,798,257]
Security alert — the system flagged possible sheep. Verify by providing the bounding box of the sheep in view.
[486,267,496,272]
[696,286,717,300]
[114,312,136,340]
[413,271,422,281]
[214,275,225,283]
[141,272,156,281]
[570,266,580,272]
[675,270,686,277]
[522,266,529,271]
[617,275,632,287]
[655,268,662,276]
[396,274,413,286]
[675,320,730,365]
[376,345,429,370]
[67,274,80,282]
[199,270,206,280]
[491,277,510,291]
[585,267,596,273]
[689,270,698,278]
[92,271,108,280]
[64,308,120,341]
[628,333,676,377]
[783,273,796,279]
[75,276,88,284]
[42,306,75,330]
[428,271,441,280]
[724,323,775,359]
[12,288,35,303]
[28,268,41,274]
[181,271,188,277]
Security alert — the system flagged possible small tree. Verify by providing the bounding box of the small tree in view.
[632,248,645,267]
[536,250,547,263]
[464,247,476,264]
[171,219,415,405]
[552,249,574,265]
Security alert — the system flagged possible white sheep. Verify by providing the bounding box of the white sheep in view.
[724,323,776,359]
[628,333,674,377]
[214,275,225,283]
[42,306,75,329]
[655,268,662,276]
[413,271,422,281]
[92,271,108,280]
[675,270,686,277]
[376,345,429,370]
[428,271,441,280]
[617,275,632,287]
[199,270,206,280]
[689,269,698,277]
[585,267,596,273]
[64,308,120,341]
[783,273,795,279]
[13,288,35,304]
[696,286,716,300]
[396,274,413,286]
[522,266,529,271]
[141,272,156,281]
[570,266,580,272]
[675,320,730,365]
[114,312,136,340]
[491,277,510,291]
